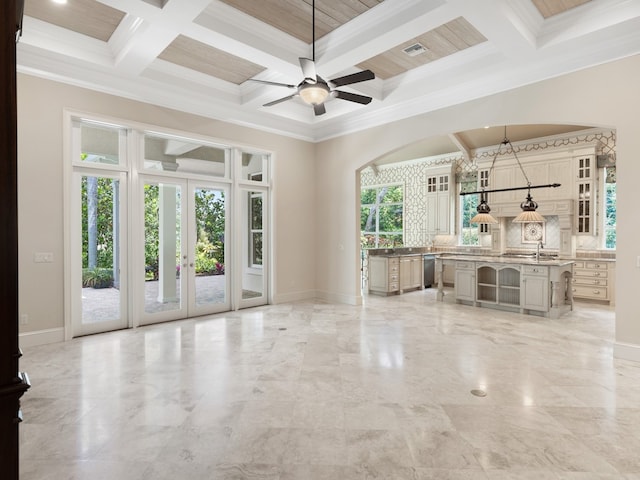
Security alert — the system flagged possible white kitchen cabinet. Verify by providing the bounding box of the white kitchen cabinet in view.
[488,155,574,206]
[454,261,475,302]
[368,256,399,295]
[521,265,549,312]
[572,260,611,303]
[399,255,423,293]
[425,166,453,235]
[491,165,515,204]
[547,158,573,199]
[575,155,596,234]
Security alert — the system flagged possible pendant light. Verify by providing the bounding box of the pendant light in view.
[513,190,545,223]
[470,191,497,224]
[462,127,559,223]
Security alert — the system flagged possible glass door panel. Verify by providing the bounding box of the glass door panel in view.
[140,179,186,324]
[239,188,267,308]
[73,172,127,336]
[189,183,229,316]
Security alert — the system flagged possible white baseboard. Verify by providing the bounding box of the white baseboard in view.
[316,290,362,306]
[19,327,65,348]
[272,289,316,304]
[614,342,640,363]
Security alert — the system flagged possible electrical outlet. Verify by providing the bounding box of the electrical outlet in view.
[20,314,28,325]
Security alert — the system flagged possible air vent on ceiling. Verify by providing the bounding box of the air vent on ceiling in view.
[402,43,427,57]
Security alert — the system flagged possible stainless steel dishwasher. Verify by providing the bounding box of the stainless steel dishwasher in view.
[423,254,435,288]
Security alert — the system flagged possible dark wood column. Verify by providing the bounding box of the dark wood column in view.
[0,1,30,478]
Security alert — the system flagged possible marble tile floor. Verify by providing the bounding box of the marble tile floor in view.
[19,287,640,479]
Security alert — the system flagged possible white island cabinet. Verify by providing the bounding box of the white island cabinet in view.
[454,262,475,302]
[522,265,550,312]
[436,255,574,319]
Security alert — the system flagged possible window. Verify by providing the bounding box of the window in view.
[143,133,229,177]
[604,167,616,249]
[361,185,403,248]
[249,192,263,266]
[460,181,478,246]
[478,169,490,235]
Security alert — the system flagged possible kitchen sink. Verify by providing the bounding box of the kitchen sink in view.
[501,253,558,260]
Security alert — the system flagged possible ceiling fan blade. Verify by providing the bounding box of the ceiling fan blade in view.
[334,90,372,105]
[313,103,326,116]
[249,79,297,89]
[329,70,375,87]
[299,57,317,84]
[263,94,297,107]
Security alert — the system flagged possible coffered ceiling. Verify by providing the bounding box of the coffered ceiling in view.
[17,0,640,142]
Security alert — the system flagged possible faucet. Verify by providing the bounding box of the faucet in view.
[536,241,544,261]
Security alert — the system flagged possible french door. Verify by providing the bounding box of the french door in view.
[68,117,271,338]
[138,176,230,325]
[71,170,128,337]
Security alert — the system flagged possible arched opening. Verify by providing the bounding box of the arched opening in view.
[357,124,616,309]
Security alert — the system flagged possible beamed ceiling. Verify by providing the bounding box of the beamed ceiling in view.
[17,0,640,144]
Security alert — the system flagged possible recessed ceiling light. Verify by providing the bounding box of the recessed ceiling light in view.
[52,0,68,4]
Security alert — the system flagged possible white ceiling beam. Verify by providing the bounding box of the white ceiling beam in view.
[448,0,539,61]
[538,0,640,47]
[106,0,213,76]
[314,0,453,77]
[449,133,470,161]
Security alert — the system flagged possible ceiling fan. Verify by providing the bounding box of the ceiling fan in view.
[250,0,375,116]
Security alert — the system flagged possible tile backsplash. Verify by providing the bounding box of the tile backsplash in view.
[506,215,560,249]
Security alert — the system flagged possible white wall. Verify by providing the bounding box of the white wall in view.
[315,54,640,361]
[17,74,317,340]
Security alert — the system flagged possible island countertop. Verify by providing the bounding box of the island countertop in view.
[435,253,575,267]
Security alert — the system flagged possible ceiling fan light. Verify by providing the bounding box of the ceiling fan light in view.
[299,83,329,105]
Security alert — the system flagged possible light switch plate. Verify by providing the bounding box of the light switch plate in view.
[34,252,54,263]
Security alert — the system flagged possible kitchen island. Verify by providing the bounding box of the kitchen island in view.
[435,254,574,319]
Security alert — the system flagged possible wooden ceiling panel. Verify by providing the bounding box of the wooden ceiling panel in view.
[158,35,266,84]
[532,0,592,19]
[24,0,126,42]
[357,17,487,80]
[217,0,384,43]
